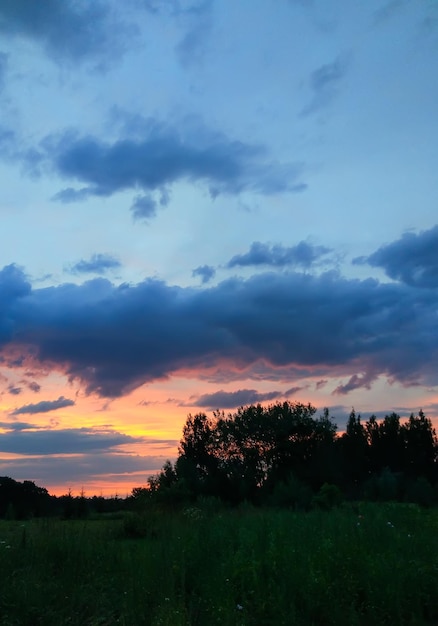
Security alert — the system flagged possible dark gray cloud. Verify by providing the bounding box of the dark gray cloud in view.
[67,254,122,275]
[1,257,438,397]
[0,0,136,66]
[301,54,349,116]
[332,371,378,395]
[192,265,216,284]
[39,120,305,206]
[11,396,75,415]
[353,225,438,288]
[28,381,41,393]
[131,195,158,220]
[7,384,21,395]
[315,379,328,390]
[227,241,332,269]
[191,388,285,409]
[0,425,140,455]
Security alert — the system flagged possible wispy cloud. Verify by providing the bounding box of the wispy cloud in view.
[190,388,285,409]
[227,241,332,269]
[11,396,75,415]
[301,54,350,116]
[67,254,121,275]
[332,372,378,395]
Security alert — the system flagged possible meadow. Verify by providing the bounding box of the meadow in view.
[0,502,437,626]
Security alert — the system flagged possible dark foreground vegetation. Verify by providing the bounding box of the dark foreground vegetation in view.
[0,502,437,625]
[0,402,437,624]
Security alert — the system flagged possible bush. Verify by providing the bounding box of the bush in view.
[312,483,343,510]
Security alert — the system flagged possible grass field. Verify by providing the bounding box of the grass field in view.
[0,502,437,625]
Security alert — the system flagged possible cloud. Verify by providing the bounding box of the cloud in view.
[11,396,75,415]
[1,254,438,397]
[0,425,141,455]
[353,225,438,288]
[332,371,379,395]
[38,119,305,208]
[174,0,213,68]
[192,265,216,283]
[7,384,21,395]
[67,254,122,275]
[315,379,328,390]
[52,187,91,203]
[301,54,349,116]
[227,241,332,269]
[0,421,38,431]
[27,381,41,393]
[191,388,285,409]
[0,452,167,491]
[131,194,158,220]
[0,0,136,67]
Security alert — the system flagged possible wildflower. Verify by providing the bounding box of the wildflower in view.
[236,604,243,611]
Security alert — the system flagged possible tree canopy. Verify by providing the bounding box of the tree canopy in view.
[148,401,438,507]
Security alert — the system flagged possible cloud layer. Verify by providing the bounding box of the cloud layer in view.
[1,226,438,398]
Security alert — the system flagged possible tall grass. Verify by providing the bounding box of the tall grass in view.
[0,503,437,625]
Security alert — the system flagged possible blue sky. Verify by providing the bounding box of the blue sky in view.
[0,0,437,495]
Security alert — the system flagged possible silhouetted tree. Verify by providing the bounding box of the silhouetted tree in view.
[403,410,438,482]
[339,410,370,494]
[0,477,52,518]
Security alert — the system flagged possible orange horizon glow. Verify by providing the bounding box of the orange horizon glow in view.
[1,366,437,497]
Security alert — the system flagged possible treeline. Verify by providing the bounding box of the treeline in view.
[141,402,438,509]
[1,402,437,518]
[0,477,129,520]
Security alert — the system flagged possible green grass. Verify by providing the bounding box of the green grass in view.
[0,503,437,625]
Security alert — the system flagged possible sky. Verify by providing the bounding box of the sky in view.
[0,0,437,496]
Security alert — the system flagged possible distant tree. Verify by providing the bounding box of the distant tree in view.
[0,477,52,518]
[402,410,438,482]
[339,410,370,494]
